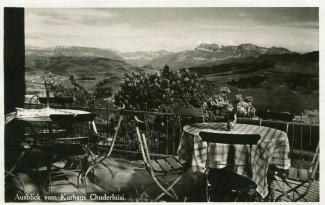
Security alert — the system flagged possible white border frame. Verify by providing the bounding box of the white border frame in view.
[0,1,323,204]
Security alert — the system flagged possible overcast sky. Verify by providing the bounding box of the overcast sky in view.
[25,8,319,52]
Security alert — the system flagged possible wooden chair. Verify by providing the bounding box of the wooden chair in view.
[274,143,319,202]
[80,114,123,184]
[255,110,295,133]
[199,131,261,202]
[79,103,125,187]
[46,113,96,191]
[256,111,319,202]
[135,116,189,201]
[5,142,31,197]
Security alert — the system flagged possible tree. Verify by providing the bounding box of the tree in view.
[113,65,210,112]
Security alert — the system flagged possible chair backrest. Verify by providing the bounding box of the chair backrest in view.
[83,111,124,179]
[199,131,261,145]
[308,143,319,181]
[134,116,152,169]
[49,114,75,123]
[74,113,96,122]
[50,113,95,122]
[49,113,95,143]
[287,143,319,186]
[199,131,261,170]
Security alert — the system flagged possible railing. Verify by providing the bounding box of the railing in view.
[25,103,319,169]
[25,103,182,159]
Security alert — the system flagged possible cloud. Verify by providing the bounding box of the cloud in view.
[25,8,319,52]
[26,8,118,26]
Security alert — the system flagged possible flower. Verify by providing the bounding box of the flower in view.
[235,94,243,102]
[219,87,231,94]
[203,102,208,108]
[205,87,255,118]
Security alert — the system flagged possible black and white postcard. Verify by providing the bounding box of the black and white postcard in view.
[1,0,322,203]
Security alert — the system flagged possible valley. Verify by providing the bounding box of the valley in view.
[25,44,319,115]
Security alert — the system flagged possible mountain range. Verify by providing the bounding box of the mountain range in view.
[118,50,170,66]
[25,43,319,114]
[26,46,124,61]
[26,43,295,68]
[149,43,294,68]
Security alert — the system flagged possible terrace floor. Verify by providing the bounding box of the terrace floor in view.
[7,156,319,202]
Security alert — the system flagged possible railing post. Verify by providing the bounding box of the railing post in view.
[300,124,303,167]
[166,116,169,155]
[291,123,295,157]
[309,124,312,161]
[106,102,109,138]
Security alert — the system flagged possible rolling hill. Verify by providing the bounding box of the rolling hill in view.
[186,51,319,114]
[25,45,319,114]
[25,46,152,98]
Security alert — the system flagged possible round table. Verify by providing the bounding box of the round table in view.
[5,107,94,193]
[15,107,91,122]
[177,122,291,198]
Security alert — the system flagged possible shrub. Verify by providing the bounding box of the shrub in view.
[113,65,210,112]
[51,75,96,107]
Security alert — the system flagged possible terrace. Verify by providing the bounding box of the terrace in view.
[5,103,319,202]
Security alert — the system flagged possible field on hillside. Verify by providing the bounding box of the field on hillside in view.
[24,48,319,115]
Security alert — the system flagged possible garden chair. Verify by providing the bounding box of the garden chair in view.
[256,110,319,201]
[79,103,125,186]
[135,116,189,201]
[199,131,261,202]
[274,143,319,202]
[5,141,31,198]
[47,113,96,192]
[255,110,295,133]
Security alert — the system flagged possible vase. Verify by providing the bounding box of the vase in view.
[226,112,237,131]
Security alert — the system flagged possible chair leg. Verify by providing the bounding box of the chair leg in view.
[141,172,182,201]
[204,169,212,202]
[45,148,54,193]
[289,181,310,202]
[5,171,26,194]
[82,156,117,184]
[205,175,211,201]
[140,178,175,201]
[266,173,276,202]
[6,149,29,174]
[155,174,182,201]
[275,177,307,202]
[292,185,308,202]
[5,147,31,194]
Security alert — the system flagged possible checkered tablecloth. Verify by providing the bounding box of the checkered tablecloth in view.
[177,122,291,198]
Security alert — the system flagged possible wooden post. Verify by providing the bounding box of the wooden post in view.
[4,8,25,174]
[4,7,25,113]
